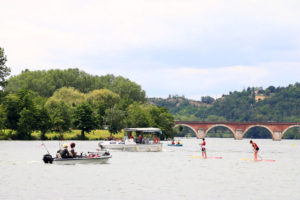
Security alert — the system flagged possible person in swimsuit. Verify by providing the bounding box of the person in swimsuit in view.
[250,140,259,161]
[200,138,207,158]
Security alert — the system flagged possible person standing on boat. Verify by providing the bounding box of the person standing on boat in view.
[60,143,71,158]
[70,142,77,157]
[200,138,207,158]
[250,140,259,161]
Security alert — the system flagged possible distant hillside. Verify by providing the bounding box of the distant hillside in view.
[148,84,300,139]
[148,84,300,123]
[148,95,212,121]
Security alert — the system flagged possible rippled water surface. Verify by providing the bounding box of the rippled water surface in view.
[0,138,299,200]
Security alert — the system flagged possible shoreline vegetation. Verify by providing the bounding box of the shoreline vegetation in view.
[1,129,299,140]
[0,129,124,140]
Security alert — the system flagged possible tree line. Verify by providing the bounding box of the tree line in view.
[0,48,175,140]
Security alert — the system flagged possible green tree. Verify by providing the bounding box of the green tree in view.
[126,103,151,127]
[15,90,38,139]
[46,99,72,134]
[104,106,125,136]
[4,90,38,139]
[6,69,146,105]
[201,96,215,104]
[17,108,36,139]
[150,106,175,139]
[73,102,97,139]
[86,89,120,108]
[141,105,175,139]
[108,76,146,109]
[0,104,6,132]
[0,47,10,88]
[47,87,85,107]
[86,89,120,128]
[36,107,52,140]
[4,94,21,131]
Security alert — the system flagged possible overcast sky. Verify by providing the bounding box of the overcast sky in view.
[1,0,300,100]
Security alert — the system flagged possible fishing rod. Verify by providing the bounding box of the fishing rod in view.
[41,141,50,154]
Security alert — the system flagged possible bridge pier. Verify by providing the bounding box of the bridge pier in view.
[272,131,282,141]
[234,129,244,140]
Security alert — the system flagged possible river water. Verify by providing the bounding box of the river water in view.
[0,138,299,200]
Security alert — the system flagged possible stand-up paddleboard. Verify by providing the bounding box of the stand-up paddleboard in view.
[240,158,275,162]
[189,156,222,159]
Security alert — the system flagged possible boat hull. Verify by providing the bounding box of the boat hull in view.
[52,155,112,165]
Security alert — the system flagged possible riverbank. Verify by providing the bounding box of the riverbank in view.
[0,129,124,140]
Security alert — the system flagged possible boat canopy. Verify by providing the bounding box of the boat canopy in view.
[124,127,162,134]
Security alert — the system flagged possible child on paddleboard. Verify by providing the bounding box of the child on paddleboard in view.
[250,140,259,161]
[200,138,207,158]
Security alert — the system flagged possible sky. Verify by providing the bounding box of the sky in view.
[1,0,300,100]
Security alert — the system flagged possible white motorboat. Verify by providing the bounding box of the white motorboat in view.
[43,151,112,165]
[98,127,163,152]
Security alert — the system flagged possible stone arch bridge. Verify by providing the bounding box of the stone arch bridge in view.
[174,121,300,141]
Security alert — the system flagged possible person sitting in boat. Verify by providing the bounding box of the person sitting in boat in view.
[177,140,181,145]
[70,142,77,157]
[60,143,71,158]
[171,140,175,145]
[128,132,133,139]
[154,136,159,144]
[138,135,144,144]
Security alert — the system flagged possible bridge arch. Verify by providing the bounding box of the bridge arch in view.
[282,125,300,136]
[174,124,198,136]
[243,125,273,139]
[205,124,235,137]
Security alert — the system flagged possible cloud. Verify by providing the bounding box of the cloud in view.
[130,62,300,99]
[1,0,300,99]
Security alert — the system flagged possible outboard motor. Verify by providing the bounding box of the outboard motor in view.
[43,154,54,164]
[103,151,110,156]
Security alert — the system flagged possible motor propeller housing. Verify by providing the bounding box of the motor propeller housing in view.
[43,154,54,164]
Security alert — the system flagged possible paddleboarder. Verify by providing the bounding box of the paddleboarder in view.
[200,138,207,158]
[250,140,259,161]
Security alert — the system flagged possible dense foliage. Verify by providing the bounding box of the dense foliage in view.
[6,68,146,106]
[0,56,175,139]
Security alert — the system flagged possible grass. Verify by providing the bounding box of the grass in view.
[0,129,124,140]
